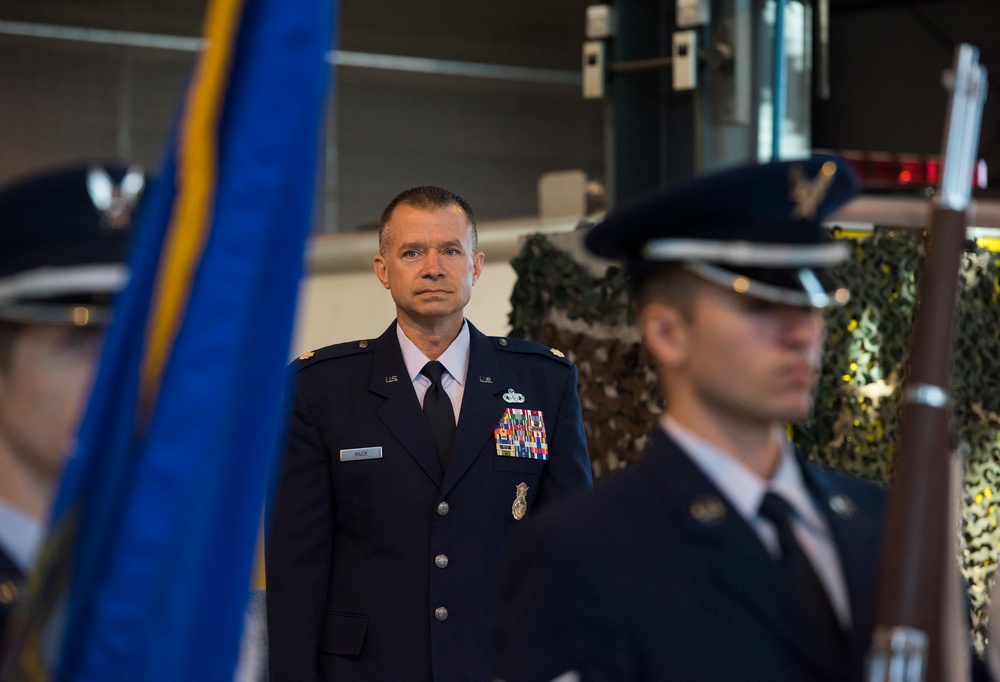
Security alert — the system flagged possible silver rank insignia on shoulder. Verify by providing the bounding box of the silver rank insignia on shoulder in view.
[512,482,529,520]
[550,348,565,358]
[298,351,314,360]
[503,388,525,404]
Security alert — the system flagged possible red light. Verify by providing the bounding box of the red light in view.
[925,159,940,186]
[814,150,983,193]
[868,153,896,183]
[897,155,924,185]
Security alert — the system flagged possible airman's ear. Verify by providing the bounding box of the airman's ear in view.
[471,251,485,285]
[639,302,689,369]
[373,256,390,289]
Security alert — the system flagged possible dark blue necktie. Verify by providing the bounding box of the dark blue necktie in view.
[759,492,847,670]
[421,361,455,470]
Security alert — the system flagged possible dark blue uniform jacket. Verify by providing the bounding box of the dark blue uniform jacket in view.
[494,428,886,682]
[266,320,592,682]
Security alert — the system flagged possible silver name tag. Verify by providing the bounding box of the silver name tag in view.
[340,446,383,462]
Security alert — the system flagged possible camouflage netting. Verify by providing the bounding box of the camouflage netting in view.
[509,229,1000,651]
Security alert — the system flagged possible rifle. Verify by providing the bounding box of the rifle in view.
[866,44,987,682]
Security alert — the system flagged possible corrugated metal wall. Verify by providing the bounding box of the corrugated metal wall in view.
[0,0,604,232]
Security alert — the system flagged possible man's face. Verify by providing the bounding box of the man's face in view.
[374,203,484,328]
[0,323,104,484]
[654,279,825,427]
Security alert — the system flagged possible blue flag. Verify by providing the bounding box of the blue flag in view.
[1,0,335,679]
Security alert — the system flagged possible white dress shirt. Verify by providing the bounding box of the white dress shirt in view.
[662,415,852,628]
[0,500,43,572]
[397,319,470,425]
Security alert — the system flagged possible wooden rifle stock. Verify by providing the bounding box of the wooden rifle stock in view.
[867,45,987,682]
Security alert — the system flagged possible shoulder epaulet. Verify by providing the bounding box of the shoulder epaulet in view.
[292,338,374,370]
[490,336,572,364]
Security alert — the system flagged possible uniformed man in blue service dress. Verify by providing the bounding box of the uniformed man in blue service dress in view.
[265,185,593,681]
[492,155,887,682]
[0,162,143,645]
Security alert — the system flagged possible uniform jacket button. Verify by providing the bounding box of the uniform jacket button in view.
[434,606,449,621]
[435,554,449,569]
[436,501,450,516]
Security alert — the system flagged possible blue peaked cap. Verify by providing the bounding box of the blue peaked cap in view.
[0,162,145,324]
[586,154,860,308]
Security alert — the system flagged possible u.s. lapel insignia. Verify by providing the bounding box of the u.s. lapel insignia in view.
[689,495,726,526]
[828,494,857,520]
[479,376,493,383]
[789,160,837,219]
[298,351,315,360]
[503,388,525,404]
[512,482,529,520]
[385,375,398,383]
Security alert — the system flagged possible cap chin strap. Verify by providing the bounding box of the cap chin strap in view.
[683,262,851,309]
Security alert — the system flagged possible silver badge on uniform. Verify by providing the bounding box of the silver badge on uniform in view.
[512,482,529,520]
[503,389,525,404]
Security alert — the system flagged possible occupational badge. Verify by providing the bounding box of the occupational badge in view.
[502,388,525,404]
[495,408,549,460]
[512,482,529,520]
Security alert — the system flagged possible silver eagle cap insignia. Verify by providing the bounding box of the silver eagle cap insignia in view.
[788,160,837,220]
